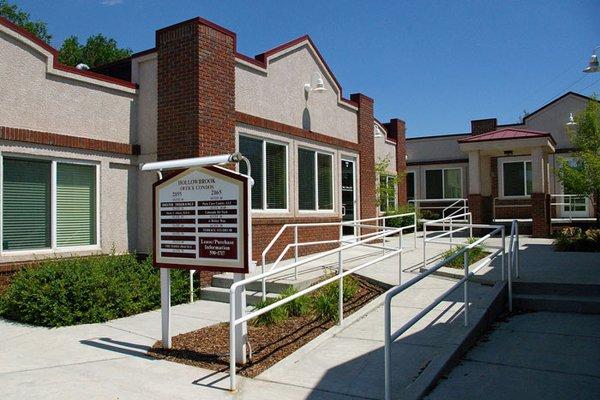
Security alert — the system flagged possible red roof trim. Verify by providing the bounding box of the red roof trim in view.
[0,16,136,90]
[458,128,557,145]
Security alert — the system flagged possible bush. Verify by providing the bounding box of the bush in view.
[440,238,488,269]
[384,204,418,228]
[279,287,311,317]
[554,227,600,252]
[251,297,289,326]
[0,253,196,327]
[313,275,359,322]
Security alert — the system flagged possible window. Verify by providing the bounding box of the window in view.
[239,135,288,210]
[502,161,532,197]
[425,168,462,199]
[406,171,415,201]
[2,157,97,252]
[298,148,333,211]
[379,175,397,212]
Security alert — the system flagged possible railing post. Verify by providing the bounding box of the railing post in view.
[189,270,194,303]
[294,225,299,280]
[501,227,505,281]
[382,218,386,255]
[508,230,513,313]
[422,222,427,269]
[515,221,520,278]
[449,218,453,247]
[413,213,417,250]
[398,240,402,286]
[469,213,473,238]
[261,254,267,302]
[338,250,344,325]
[229,287,237,391]
[463,249,469,327]
[384,296,392,400]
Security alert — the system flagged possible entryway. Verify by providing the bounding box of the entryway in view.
[341,158,357,237]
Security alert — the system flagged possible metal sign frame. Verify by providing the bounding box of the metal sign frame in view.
[152,165,250,274]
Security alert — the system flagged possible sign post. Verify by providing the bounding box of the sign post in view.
[144,154,252,361]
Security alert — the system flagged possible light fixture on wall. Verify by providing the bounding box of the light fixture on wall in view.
[374,125,384,138]
[583,46,600,73]
[566,112,577,126]
[304,72,327,94]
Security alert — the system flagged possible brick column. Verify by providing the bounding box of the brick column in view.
[351,93,377,220]
[156,18,236,162]
[385,119,407,206]
[532,193,551,237]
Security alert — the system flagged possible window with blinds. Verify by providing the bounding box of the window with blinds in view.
[239,136,263,209]
[56,163,97,247]
[1,157,98,252]
[298,148,316,210]
[239,135,287,210]
[2,158,51,250]
[299,149,333,211]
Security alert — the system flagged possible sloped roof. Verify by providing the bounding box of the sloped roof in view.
[458,128,556,145]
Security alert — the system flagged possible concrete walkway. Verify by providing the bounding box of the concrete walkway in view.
[4,229,594,399]
[425,312,600,400]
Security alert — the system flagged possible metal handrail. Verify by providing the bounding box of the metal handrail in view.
[409,198,468,221]
[229,223,406,391]
[258,213,417,300]
[422,212,474,269]
[442,198,468,219]
[384,221,515,400]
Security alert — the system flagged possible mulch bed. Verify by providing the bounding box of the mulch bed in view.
[148,275,386,377]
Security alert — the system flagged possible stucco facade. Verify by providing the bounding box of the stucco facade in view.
[0,15,407,266]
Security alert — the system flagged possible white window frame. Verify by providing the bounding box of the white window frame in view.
[239,134,289,213]
[298,147,335,212]
[424,167,463,199]
[498,157,532,199]
[0,152,101,255]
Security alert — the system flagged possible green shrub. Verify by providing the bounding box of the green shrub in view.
[554,227,600,252]
[440,238,488,269]
[312,275,360,321]
[251,297,289,326]
[0,253,196,327]
[384,204,418,228]
[279,287,311,317]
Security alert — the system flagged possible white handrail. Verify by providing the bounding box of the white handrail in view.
[384,221,516,400]
[229,223,406,391]
[442,198,468,219]
[259,213,417,300]
[422,212,473,269]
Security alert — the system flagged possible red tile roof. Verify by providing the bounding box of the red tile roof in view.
[457,128,556,145]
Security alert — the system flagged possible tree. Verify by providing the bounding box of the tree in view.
[556,96,600,225]
[375,155,404,211]
[0,0,52,43]
[58,34,132,68]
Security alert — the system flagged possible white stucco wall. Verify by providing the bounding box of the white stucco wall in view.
[132,54,158,252]
[0,30,136,143]
[0,143,137,262]
[374,135,397,174]
[406,134,468,163]
[522,94,588,149]
[236,43,358,142]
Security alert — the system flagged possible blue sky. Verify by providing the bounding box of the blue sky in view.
[16,0,600,137]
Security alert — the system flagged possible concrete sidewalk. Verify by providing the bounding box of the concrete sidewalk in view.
[0,232,503,399]
[425,312,600,400]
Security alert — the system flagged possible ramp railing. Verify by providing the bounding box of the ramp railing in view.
[229,224,407,391]
[384,220,518,400]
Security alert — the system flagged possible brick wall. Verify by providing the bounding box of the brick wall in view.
[384,119,407,206]
[156,18,236,162]
[351,93,377,221]
[253,217,342,263]
[532,193,550,237]
[471,118,497,136]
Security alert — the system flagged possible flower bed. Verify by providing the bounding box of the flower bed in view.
[554,227,600,252]
[148,274,386,377]
[439,238,489,269]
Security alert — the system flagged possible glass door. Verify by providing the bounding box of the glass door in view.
[341,159,356,236]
